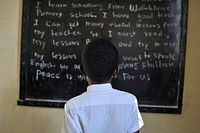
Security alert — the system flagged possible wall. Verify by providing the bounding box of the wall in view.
[0,0,199,133]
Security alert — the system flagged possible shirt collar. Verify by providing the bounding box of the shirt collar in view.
[87,83,113,92]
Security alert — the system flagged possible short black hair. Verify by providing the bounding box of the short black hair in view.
[81,39,119,83]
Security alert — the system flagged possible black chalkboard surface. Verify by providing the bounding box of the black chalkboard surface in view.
[18,0,188,114]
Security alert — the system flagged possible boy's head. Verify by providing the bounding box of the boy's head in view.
[81,39,119,83]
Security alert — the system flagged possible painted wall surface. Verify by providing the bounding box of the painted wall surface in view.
[0,0,199,133]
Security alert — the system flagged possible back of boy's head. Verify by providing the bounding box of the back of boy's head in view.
[81,39,119,83]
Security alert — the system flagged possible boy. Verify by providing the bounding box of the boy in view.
[62,39,144,133]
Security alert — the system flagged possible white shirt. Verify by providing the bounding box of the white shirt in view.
[62,83,144,133]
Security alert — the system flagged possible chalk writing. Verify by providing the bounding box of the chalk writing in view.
[118,41,133,48]
[45,21,62,27]
[108,3,125,10]
[36,69,60,80]
[129,4,170,12]
[20,0,187,114]
[85,21,104,28]
[51,52,77,60]
[52,39,80,47]
[36,9,63,18]
[157,12,176,18]
[34,29,45,39]
[48,0,68,8]
[69,21,79,29]
[71,3,103,11]
[141,60,174,69]
[51,29,81,37]
[109,22,131,28]
[26,1,180,91]
[118,31,137,37]
[136,22,161,28]
[144,30,163,37]
[30,0,181,82]
[32,38,45,50]
[30,60,55,69]
[69,12,97,18]
[112,12,130,19]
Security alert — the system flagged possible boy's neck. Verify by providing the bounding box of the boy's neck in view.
[88,79,111,85]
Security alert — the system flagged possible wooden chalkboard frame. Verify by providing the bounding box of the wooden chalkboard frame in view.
[18,0,188,114]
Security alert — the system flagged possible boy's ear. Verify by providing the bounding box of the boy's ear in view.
[79,64,86,75]
[113,66,119,76]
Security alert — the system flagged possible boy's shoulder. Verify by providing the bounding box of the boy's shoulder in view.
[112,88,138,102]
[65,93,86,108]
[65,87,138,109]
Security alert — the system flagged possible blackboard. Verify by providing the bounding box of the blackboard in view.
[18,0,188,114]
